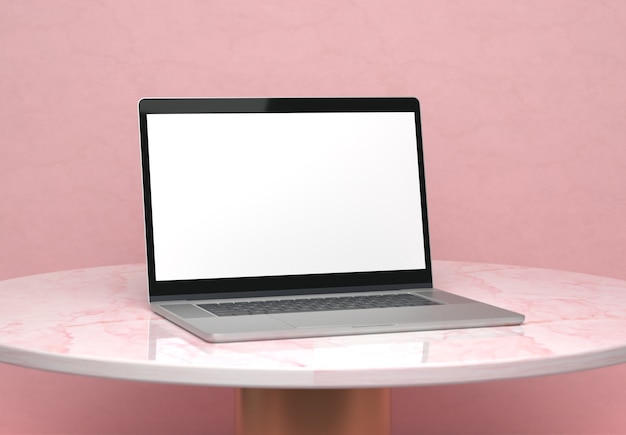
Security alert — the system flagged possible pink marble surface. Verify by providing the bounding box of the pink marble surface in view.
[1,261,625,389]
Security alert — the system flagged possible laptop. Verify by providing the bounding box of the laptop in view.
[138,97,524,343]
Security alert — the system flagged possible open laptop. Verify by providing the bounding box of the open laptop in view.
[139,97,524,343]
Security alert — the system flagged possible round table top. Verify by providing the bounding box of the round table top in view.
[1,261,625,388]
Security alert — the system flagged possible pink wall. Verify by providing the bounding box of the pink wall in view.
[2,1,625,433]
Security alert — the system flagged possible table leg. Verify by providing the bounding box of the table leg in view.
[235,387,391,435]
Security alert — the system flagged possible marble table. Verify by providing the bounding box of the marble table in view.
[1,261,626,435]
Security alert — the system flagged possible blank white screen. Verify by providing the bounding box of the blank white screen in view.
[147,112,426,281]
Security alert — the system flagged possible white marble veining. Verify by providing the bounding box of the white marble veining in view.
[1,261,625,388]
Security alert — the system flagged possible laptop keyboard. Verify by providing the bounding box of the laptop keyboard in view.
[198,293,439,317]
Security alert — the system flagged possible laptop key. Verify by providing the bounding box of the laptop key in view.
[198,293,439,317]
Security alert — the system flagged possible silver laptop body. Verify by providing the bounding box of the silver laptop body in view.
[139,97,524,342]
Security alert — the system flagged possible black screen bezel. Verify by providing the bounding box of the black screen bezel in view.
[139,97,433,301]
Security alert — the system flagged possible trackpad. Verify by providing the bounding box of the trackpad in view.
[275,309,398,329]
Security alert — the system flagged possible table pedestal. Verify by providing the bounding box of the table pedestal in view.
[236,387,391,435]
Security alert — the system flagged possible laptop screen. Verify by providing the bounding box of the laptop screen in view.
[139,98,432,299]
